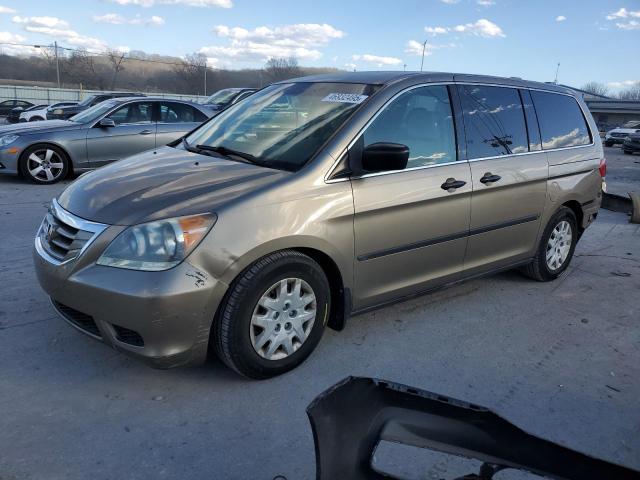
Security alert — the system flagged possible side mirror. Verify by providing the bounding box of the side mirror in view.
[98,118,116,128]
[361,142,409,173]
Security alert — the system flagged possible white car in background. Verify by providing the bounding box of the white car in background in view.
[604,120,640,147]
[19,101,78,122]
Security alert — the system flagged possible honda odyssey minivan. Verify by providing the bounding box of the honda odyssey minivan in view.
[33,72,605,379]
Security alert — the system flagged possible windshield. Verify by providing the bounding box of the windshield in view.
[78,95,100,107]
[70,100,119,123]
[186,82,378,171]
[204,89,242,105]
[622,121,640,128]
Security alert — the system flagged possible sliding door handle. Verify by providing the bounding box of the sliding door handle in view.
[480,172,501,184]
[441,178,467,191]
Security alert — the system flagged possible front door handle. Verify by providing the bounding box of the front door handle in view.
[480,172,502,184]
[139,129,153,135]
[441,178,467,191]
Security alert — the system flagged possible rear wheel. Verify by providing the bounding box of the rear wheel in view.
[521,207,578,282]
[212,250,331,379]
[20,144,69,184]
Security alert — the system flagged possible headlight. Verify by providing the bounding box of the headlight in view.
[0,134,19,147]
[97,214,216,271]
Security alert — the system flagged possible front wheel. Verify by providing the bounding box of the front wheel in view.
[521,207,578,282]
[212,250,331,379]
[19,144,69,184]
[623,149,632,155]
[604,141,614,147]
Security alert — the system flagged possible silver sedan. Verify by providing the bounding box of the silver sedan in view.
[0,97,214,184]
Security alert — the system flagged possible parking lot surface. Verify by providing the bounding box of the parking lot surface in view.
[605,145,640,197]
[1,173,639,480]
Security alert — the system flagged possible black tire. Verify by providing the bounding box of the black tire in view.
[604,141,614,147]
[521,207,578,282]
[623,149,632,155]
[19,144,69,184]
[212,250,331,379]
[29,116,44,121]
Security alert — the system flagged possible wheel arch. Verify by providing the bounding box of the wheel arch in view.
[561,199,584,235]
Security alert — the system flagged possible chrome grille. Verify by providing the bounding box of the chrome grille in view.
[35,199,107,265]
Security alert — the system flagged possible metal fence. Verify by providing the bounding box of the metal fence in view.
[0,85,207,104]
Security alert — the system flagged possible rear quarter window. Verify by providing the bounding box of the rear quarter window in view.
[530,91,592,150]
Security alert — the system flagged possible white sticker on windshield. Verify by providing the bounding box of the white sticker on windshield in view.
[321,93,368,104]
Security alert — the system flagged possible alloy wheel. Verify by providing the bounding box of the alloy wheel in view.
[27,148,65,182]
[250,277,317,361]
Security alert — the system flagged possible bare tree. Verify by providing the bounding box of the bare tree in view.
[173,52,207,94]
[617,83,640,101]
[107,49,127,90]
[61,49,108,89]
[264,57,301,82]
[581,81,609,97]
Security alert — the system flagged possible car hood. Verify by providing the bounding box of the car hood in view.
[58,146,291,225]
[0,119,80,135]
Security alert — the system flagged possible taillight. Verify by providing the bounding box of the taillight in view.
[599,157,607,178]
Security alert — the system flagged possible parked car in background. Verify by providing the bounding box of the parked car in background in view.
[604,120,640,147]
[0,99,34,116]
[32,72,605,378]
[0,97,212,184]
[202,87,257,113]
[623,132,640,154]
[20,102,79,122]
[46,92,145,120]
[7,104,49,123]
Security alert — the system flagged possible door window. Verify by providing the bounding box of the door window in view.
[108,102,154,125]
[362,85,457,168]
[159,102,207,123]
[458,85,529,159]
[530,91,592,150]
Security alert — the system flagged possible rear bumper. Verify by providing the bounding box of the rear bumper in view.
[34,246,229,368]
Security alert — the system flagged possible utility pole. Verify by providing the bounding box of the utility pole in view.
[54,41,60,88]
[403,63,407,72]
[554,62,560,84]
[204,64,207,96]
[420,39,428,72]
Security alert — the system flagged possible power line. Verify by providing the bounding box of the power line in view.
[0,41,208,69]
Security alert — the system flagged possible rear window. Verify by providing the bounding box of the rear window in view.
[458,85,529,159]
[530,91,592,150]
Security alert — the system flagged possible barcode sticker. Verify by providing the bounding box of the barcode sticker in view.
[321,93,368,104]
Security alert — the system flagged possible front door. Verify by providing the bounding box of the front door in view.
[351,85,472,309]
[456,84,548,273]
[86,101,157,168]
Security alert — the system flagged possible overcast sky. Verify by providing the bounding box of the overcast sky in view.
[0,0,638,90]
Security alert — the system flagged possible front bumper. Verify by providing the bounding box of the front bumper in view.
[605,136,627,144]
[0,146,23,174]
[33,230,228,368]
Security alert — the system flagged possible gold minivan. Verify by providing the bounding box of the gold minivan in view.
[34,72,605,378]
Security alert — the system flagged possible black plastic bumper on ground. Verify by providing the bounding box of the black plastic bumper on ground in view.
[307,377,640,480]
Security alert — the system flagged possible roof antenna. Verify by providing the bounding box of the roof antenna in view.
[554,62,560,84]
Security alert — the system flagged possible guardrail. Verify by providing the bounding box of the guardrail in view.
[0,85,207,104]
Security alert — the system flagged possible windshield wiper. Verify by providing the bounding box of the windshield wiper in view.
[195,144,266,166]
[182,137,206,155]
